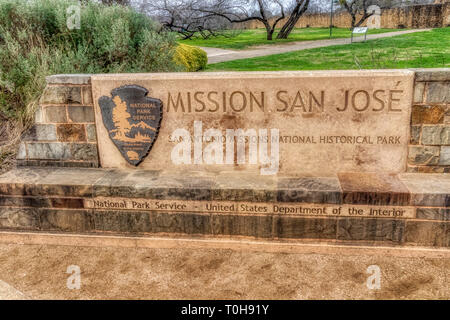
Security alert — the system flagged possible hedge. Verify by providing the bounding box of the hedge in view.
[174,44,208,72]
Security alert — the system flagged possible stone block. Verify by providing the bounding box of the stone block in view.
[411,105,445,124]
[40,86,82,105]
[93,210,151,233]
[43,106,67,123]
[22,124,57,141]
[399,173,450,207]
[337,218,405,243]
[439,146,450,165]
[277,177,342,204]
[211,214,271,238]
[68,106,95,123]
[416,208,449,221]
[421,125,449,145]
[338,172,410,206]
[86,124,97,142]
[426,82,449,104]
[0,208,40,230]
[27,143,71,160]
[405,221,448,247]
[57,124,87,142]
[413,69,450,82]
[413,82,425,103]
[82,87,93,105]
[40,209,94,232]
[274,216,336,239]
[46,74,92,85]
[410,125,421,144]
[69,143,98,160]
[16,143,27,160]
[407,146,440,165]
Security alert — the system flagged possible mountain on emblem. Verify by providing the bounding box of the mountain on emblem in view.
[98,85,163,166]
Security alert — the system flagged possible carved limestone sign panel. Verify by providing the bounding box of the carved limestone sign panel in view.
[92,70,414,175]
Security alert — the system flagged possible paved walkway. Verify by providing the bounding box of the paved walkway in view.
[202,29,432,64]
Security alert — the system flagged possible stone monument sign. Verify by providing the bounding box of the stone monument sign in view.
[92,70,414,175]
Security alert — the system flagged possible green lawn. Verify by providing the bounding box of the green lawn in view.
[207,28,449,71]
[179,27,401,50]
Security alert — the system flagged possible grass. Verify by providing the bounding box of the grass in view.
[178,27,402,50]
[207,28,449,71]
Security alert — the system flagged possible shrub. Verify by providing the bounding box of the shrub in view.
[0,0,182,172]
[174,44,208,72]
[0,0,180,122]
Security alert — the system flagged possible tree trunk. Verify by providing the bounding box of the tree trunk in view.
[276,0,310,39]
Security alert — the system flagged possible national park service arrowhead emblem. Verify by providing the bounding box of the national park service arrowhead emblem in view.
[98,85,162,166]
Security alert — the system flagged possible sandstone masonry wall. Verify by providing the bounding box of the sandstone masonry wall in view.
[16,69,450,173]
[16,75,99,168]
[241,3,449,29]
[408,69,450,173]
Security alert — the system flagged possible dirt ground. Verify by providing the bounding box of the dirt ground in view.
[0,235,448,300]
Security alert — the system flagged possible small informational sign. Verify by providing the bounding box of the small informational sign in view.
[351,27,368,42]
[353,27,368,34]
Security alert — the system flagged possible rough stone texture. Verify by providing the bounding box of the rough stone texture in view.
[439,146,450,165]
[413,82,425,103]
[273,216,336,239]
[411,105,445,124]
[34,107,44,124]
[0,208,40,230]
[22,124,57,142]
[213,173,277,202]
[69,143,98,161]
[407,146,440,165]
[277,177,342,204]
[26,143,71,160]
[46,74,92,85]
[82,87,93,105]
[338,172,410,206]
[86,124,97,142]
[40,86,82,105]
[426,82,450,104]
[40,209,94,232]
[399,173,450,207]
[68,106,95,123]
[212,214,271,238]
[43,106,67,123]
[410,125,421,145]
[416,208,449,221]
[56,124,87,142]
[337,218,405,244]
[16,143,27,160]
[405,221,448,247]
[414,68,450,82]
[421,125,449,145]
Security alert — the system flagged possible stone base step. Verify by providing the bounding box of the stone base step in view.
[0,167,448,247]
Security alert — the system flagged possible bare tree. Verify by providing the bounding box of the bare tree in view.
[197,0,311,40]
[144,0,312,41]
[143,0,237,40]
[338,0,376,28]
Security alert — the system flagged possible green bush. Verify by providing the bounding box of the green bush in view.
[174,44,208,72]
[0,0,180,122]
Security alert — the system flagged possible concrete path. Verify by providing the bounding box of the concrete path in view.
[202,29,432,64]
